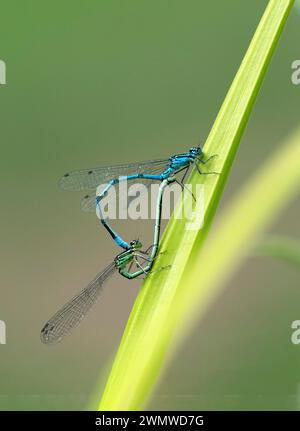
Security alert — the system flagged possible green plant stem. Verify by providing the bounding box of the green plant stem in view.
[98,0,295,410]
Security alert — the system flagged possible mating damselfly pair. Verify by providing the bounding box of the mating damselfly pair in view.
[41,146,216,344]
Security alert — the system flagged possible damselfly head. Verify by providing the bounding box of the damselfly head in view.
[189,146,202,156]
[130,239,142,250]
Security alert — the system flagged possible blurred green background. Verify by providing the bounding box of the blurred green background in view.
[0,0,300,410]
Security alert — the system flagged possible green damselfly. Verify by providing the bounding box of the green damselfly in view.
[40,179,173,344]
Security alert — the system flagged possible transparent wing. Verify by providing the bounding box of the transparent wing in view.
[41,262,116,344]
[80,177,161,213]
[59,159,169,192]
[80,194,97,212]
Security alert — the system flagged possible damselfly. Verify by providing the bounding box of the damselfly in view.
[41,179,171,344]
[59,146,216,249]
